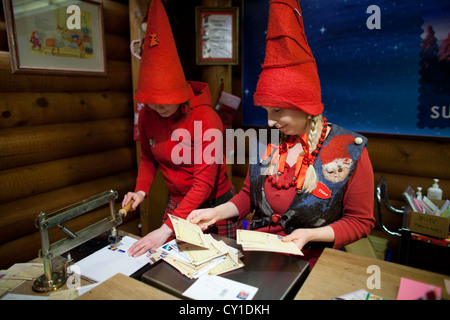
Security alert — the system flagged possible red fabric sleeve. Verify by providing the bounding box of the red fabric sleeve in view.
[134,110,158,194]
[165,109,227,229]
[229,167,252,220]
[329,147,375,248]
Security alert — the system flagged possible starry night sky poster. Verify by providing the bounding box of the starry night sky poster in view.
[242,0,450,137]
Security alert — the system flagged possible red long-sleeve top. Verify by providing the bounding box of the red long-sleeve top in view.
[230,147,375,249]
[135,82,232,230]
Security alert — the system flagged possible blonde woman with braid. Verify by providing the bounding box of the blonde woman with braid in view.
[187,0,375,268]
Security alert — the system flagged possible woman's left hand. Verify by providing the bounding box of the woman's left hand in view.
[127,224,173,258]
[281,229,312,250]
[282,225,335,250]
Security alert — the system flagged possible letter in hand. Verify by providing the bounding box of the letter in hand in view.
[282,229,311,251]
[187,208,218,231]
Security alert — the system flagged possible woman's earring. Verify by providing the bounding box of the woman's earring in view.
[307,114,312,120]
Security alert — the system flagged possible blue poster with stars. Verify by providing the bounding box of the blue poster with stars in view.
[242,0,450,137]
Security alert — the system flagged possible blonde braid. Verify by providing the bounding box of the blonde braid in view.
[307,115,321,150]
[302,114,322,193]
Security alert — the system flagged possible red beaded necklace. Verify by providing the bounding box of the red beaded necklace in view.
[264,118,329,193]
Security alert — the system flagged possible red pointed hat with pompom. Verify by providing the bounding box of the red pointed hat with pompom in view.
[134,0,190,105]
[253,0,323,115]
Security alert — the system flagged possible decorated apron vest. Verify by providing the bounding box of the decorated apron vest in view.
[249,124,367,234]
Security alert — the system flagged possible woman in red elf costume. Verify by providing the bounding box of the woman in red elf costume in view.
[123,0,239,257]
[188,0,375,268]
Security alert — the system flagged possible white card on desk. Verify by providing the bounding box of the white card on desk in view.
[182,275,258,300]
[68,236,150,283]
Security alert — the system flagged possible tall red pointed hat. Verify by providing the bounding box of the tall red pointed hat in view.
[134,0,190,105]
[253,0,323,115]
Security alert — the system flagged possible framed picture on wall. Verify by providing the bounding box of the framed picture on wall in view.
[195,6,239,65]
[2,0,106,76]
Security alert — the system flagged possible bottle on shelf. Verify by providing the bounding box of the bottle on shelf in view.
[416,187,423,200]
[427,179,443,200]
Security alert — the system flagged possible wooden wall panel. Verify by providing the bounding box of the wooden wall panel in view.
[0,52,131,92]
[0,0,138,269]
[0,119,133,169]
[0,201,139,269]
[105,33,132,61]
[0,170,137,244]
[367,136,450,179]
[103,1,130,37]
[0,147,136,204]
[0,91,133,129]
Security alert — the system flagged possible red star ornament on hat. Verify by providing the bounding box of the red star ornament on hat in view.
[253,0,323,115]
[320,135,355,183]
[134,0,190,105]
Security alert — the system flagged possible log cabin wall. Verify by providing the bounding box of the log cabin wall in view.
[0,0,138,269]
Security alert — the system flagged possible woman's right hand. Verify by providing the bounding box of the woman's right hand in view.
[187,208,219,231]
[122,191,146,211]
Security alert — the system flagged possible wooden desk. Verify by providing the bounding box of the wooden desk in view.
[1,257,93,299]
[2,267,178,300]
[76,273,178,300]
[295,248,449,300]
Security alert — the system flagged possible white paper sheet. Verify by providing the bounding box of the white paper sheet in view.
[182,275,258,300]
[68,236,150,283]
[1,293,49,300]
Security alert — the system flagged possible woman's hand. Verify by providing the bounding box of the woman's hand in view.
[121,191,146,211]
[282,229,313,250]
[282,226,335,250]
[128,224,173,257]
[187,208,219,231]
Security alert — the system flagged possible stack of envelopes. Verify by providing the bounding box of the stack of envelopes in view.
[148,215,244,279]
[237,229,303,256]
